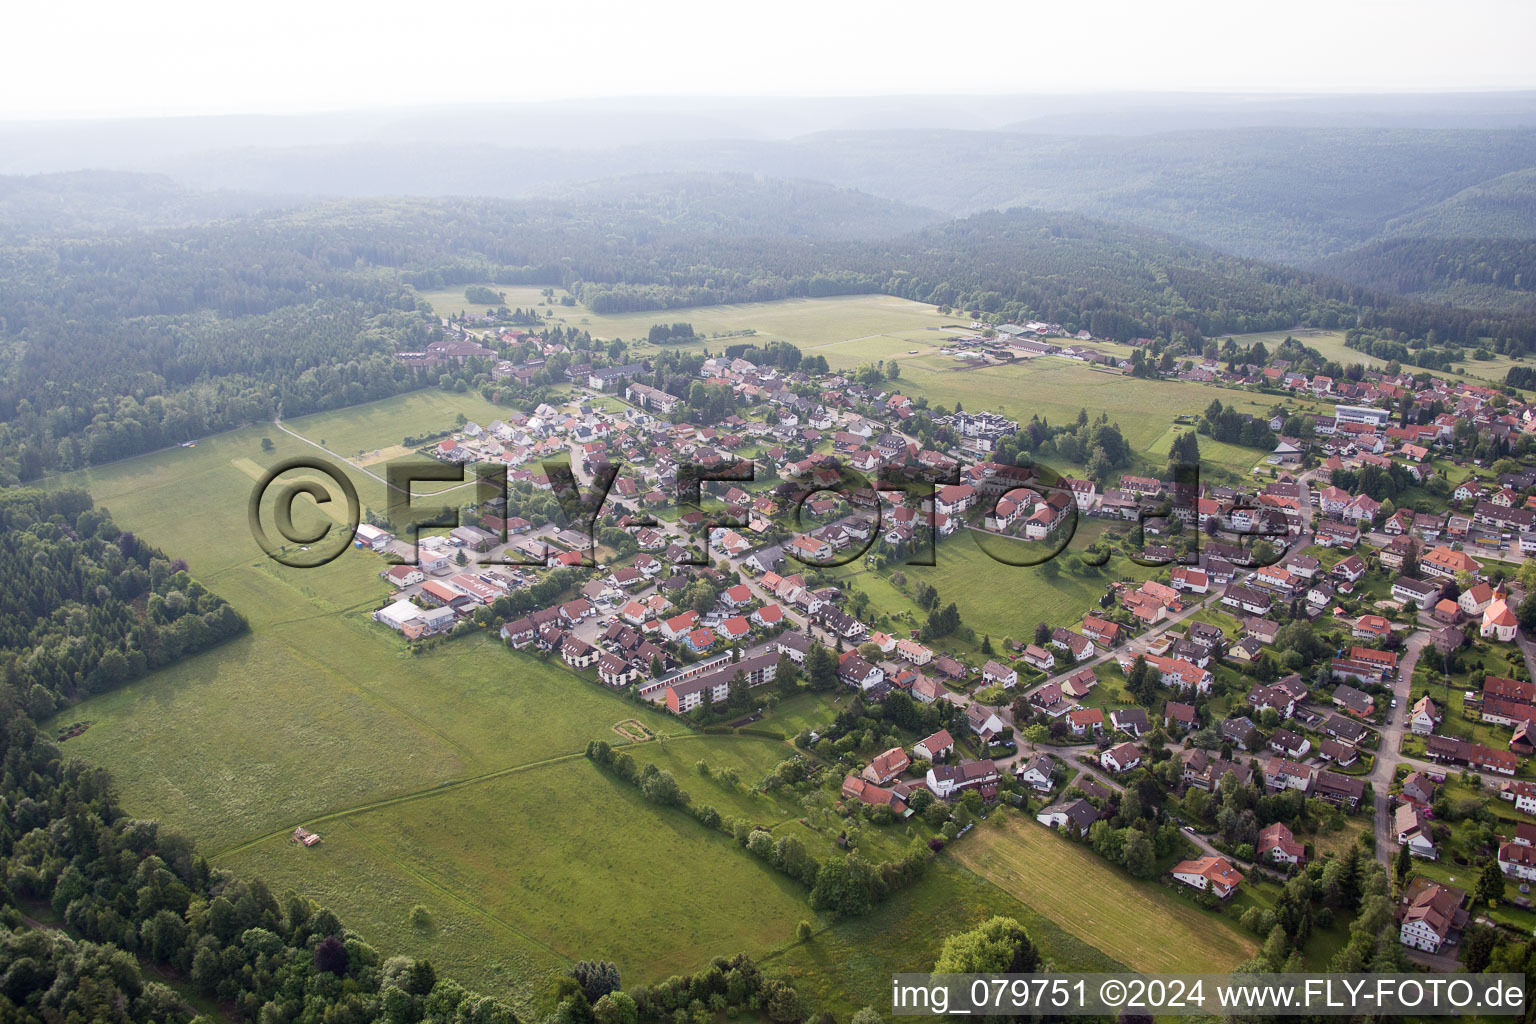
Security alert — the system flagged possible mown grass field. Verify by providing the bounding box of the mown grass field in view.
[816,520,1153,661]
[283,388,511,457]
[891,358,1291,476]
[952,817,1258,973]
[222,755,818,1010]
[413,285,564,321]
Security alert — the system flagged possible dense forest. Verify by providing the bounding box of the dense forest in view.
[0,488,247,715]
[1314,237,1536,313]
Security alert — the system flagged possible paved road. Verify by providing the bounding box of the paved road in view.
[1366,628,1432,865]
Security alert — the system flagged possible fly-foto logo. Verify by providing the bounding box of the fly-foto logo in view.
[247,453,1291,571]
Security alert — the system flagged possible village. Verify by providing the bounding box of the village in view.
[350,314,1536,968]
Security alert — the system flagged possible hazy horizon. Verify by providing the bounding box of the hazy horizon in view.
[8,0,1536,120]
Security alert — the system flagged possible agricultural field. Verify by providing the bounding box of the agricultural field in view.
[952,817,1258,973]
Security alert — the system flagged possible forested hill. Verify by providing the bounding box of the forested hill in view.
[2,173,1535,485]
[0,170,297,236]
[528,173,947,241]
[1380,167,1536,239]
[1312,237,1536,314]
[143,126,1536,266]
[1307,168,1536,313]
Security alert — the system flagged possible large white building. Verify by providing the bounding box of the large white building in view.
[1334,404,1391,427]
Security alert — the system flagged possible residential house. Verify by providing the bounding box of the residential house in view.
[862,747,911,785]
[1067,707,1105,736]
[926,759,999,800]
[1015,754,1056,792]
[1409,696,1441,735]
[914,729,955,761]
[1110,707,1150,738]
[1164,701,1198,732]
[1395,804,1437,859]
[1171,856,1244,899]
[983,659,1021,687]
[1036,798,1099,834]
[1259,822,1305,865]
[840,776,909,816]
[1398,879,1467,953]
[1020,646,1054,674]
[1099,742,1142,773]
[966,703,1007,742]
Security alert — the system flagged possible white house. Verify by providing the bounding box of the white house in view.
[1499,841,1536,882]
[982,659,1019,688]
[913,729,954,761]
[1409,695,1441,736]
[1170,856,1243,899]
[1395,804,1437,859]
[1098,742,1142,774]
[1399,882,1465,953]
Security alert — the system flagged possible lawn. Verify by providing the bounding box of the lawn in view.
[889,531,1153,643]
[1412,655,1528,751]
[951,815,1258,973]
[761,691,858,740]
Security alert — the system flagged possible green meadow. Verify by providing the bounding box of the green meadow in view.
[953,817,1257,973]
[1230,327,1526,389]
[828,523,1156,648]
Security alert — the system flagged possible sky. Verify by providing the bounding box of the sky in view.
[7,0,1536,120]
